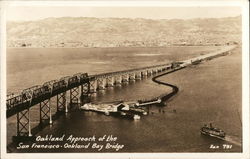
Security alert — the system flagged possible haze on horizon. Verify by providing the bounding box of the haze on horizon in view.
[7,6,241,22]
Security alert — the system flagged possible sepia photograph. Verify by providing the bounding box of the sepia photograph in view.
[0,0,249,159]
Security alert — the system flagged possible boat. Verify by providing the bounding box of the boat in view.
[200,123,226,139]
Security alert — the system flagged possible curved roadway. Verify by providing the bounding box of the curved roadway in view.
[152,67,185,103]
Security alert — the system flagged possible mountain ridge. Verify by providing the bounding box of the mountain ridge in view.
[7,16,241,48]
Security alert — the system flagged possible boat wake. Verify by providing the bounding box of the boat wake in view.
[223,135,242,146]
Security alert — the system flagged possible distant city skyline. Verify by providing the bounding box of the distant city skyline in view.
[6,6,241,21]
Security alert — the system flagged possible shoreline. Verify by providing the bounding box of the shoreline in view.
[6,45,231,49]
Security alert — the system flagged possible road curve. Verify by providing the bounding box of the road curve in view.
[152,67,185,103]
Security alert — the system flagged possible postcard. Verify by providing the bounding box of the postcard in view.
[0,0,249,159]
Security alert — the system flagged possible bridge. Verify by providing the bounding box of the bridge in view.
[6,45,236,141]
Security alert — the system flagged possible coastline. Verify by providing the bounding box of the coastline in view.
[7,44,228,49]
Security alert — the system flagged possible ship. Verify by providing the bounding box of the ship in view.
[200,123,226,139]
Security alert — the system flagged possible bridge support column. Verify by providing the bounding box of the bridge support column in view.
[39,99,51,125]
[70,87,79,105]
[97,78,106,90]
[13,108,36,143]
[16,108,32,137]
[114,76,122,85]
[147,70,152,76]
[89,80,97,93]
[122,74,129,83]
[152,69,157,74]
[57,92,66,112]
[80,82,90,104]
[106,76,114,87]
[129,73,136,81]
[135,72,142,79]
[142,71,148,77]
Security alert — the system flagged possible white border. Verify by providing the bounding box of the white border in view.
[0,1,249,159]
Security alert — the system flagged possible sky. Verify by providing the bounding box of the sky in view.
[6,6,241,21]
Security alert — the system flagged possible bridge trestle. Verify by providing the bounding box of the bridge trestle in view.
[122,74,129,83]
[80,82,90,104]
[114,76,122,85]
[142,70,148,77]
[57,92,66,113]
[39,99,52,125]
[135,72,142,79]
[129,73,136,81]
[97,78,106,90]
[16,108,32,137]
[106,76,114,87]
[147,70,153,76]
[89,80,97,93]
[70,87,79,105]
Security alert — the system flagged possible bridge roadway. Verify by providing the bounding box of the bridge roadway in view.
[6,45,236,139]
[6,63,174,118]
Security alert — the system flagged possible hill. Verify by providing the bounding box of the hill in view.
[7,16,241,48]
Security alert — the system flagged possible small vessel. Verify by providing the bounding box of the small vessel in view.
[200,123,226,139]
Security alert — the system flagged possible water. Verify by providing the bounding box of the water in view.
[7,46,224,93]
[6,46,242,152]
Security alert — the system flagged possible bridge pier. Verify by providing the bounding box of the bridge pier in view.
[97,78,106,90]
[106,76,114,87]
[57,92,66,113]
[147,70,152,76]
[135,72,142,79]
[122,74,129,83]
[16,109,32,136]
[164,66,167,70]
[152,69,157,74]
[129,73,136,81]
[89,80,97,93]
[70,87,79,105]
[12,108,35,143]
[157,68,161,72]
[39,99,52,125]
[142,71,148,77]
[80,82,90,104]
[114,76,122,85]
